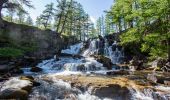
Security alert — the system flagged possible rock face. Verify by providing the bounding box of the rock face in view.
[93,55,112,70]
[1,21,78,60]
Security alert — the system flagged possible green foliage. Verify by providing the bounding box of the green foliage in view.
[141,33,168,59]
[120,28,141,45]
[0,47,24,58]
[107,0,169,60]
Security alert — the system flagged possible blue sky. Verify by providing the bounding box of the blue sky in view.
[26,0,114,24]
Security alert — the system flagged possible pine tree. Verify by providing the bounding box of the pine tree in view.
[25,16,33,26]
[40,3,55,29]
[16,7,28,24]
[0,0,33,27]
[6,8,16,22]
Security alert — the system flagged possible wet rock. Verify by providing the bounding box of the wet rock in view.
[0,77,33,99]
[129,57,144,70]
[20,76,40,87]
[77,64,86,71]
[147,73,157,83]
[147,74,170,85]
[24,56,37,63]
[0,64,15,73]
[107,70,130,76]
[73,55,83,59]
[152,58,166,68]
[15,56,40,67]
[0,77,8,82]
[12,68,24,74]
[164,81,170,86]
[32,81,41,87]
[93,55,112,70]
[92,84,131,99]
[30,67,42,72]
[161,62,170,72]
[20,76,34,81]
[21,85,33,92]
[157,77,170,85]
[0,88,28,99]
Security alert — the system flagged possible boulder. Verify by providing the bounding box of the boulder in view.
[161,62,170,72]
[0,77,33,99]
[92,84,131,99]
[147,73,157,83]
[20,76,34,81]
[0,88,28,99]
[93,55,112,70]
[20,76,41,87]
[147,73,170,85]
[30,67,42,72]
[152,58,166,68]
[129,57,144,70]
[32,81,41,87]
[164,81,170,86]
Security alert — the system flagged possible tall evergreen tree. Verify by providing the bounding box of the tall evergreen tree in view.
[0,0,33,27]
[16,7,28,24]
[25,16,33,26]
[40,3,55,29]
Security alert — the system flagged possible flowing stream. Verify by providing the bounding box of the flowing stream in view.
[18,42,170,100]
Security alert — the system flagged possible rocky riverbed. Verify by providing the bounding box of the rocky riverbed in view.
[0,42,170,100]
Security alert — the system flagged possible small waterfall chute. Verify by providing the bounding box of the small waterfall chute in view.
[105,41,124,64]
[61,42,83,55]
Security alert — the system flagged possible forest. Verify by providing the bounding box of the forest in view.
[0,0,170,100]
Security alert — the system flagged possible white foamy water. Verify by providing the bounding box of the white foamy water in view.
[83,40,124,64]
[61,42,83,55]
[20,42,170,100]
[0,77,32,91]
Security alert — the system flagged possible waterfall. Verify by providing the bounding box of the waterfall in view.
[18,42,170,100]
[83,39,124,64]
[105,41,124,64]
[61,42,83,55]
[82,40,98,56]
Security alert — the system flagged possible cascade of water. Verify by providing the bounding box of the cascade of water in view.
[83,39,124,64]
[104,40,124,64]
[83,40,98,56]
[61,43,83,55]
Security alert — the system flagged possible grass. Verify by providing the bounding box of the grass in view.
[0,47,24,58]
